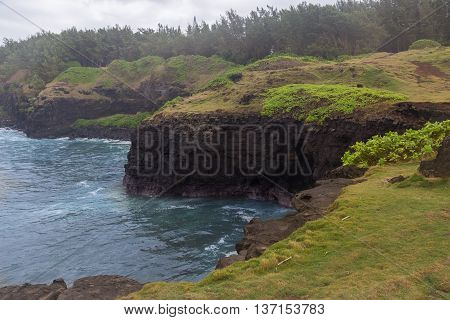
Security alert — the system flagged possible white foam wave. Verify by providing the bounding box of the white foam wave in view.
[167,205,195,210]
[89,187,104,196]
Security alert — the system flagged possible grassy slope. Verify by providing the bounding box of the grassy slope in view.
[49,55,235,95]
[162,47,450,115]
[127,162,449,300]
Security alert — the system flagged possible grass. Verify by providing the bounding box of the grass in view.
[262,84,407,122]
[49,55,236,96]
[163,47,449,115]
[126,162,449,300]
[73,111,154,129]
[409,39,441,50]
[54,67,103,84]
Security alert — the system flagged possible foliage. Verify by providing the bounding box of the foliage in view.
[73,112,154,128]
[1,0,449,85]
[342,121,450,168]
[262,84,407,122]
[54,67,103,84]
[127,162,450,299]
[161,96,183,109]
[409,39,442,50]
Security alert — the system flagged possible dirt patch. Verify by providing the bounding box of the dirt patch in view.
[412,61,448,79]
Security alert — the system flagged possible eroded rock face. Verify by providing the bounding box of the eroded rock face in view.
[125,103,450,204]
[0,279,67,300]
[124,112,315,204]
[420,136,450,178]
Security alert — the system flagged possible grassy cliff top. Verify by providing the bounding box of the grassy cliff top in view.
[161,47,450,117]
[127,162,449,299]
[41,55,235,100]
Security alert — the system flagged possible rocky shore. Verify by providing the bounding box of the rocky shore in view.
[0,276,143,300]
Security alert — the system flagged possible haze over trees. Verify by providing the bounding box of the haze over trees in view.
[0,0,449,84]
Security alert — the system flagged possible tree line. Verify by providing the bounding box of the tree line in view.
[1,0,449,83]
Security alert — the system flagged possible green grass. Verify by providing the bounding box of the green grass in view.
[54,67,103,84]
[342,121,450,168]
[262,84,407,122]
[73,111,154,129]
[409,39,441,50]
[361,67,400,91]
[107,56,165,84]
[126,162,449,299]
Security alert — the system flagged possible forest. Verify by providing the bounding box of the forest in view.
[0,0,449,84]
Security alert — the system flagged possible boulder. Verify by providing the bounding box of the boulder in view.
[420,136,450,178]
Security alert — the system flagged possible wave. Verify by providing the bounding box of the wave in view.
[167,205,195,210]
[89,187,104,196]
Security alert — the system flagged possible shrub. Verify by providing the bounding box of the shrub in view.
[342,120,450,168]
[409,39,441,50]
[262,84,407,123]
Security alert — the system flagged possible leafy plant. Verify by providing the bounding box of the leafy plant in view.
[262,84,407,122]
[342,120,450,168]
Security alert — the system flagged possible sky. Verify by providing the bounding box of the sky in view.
[0,0,336,41]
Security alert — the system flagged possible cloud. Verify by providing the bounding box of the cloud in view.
[0,0,336,40]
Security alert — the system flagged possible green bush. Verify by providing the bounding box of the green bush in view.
[342,120,450,168]
[409,39,441,50]
[262,84,407,122]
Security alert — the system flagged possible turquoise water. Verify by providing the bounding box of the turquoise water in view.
[0,129,289,286]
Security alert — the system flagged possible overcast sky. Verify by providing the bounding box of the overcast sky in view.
[0,0,336,41]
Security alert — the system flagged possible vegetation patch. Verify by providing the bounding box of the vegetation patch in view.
[73,111,154,129]
[262,84,407,122]
[107,56,165,83]
[203,66,245,90]
[409,39,441,50]
[342,120,450,168]
[54,67,103,84]
[127,162,450,299]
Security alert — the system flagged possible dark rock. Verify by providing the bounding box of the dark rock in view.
[357,84,364,88]
[387,175,407,184]
[420,136,450,178]
[326,165,368,179]
[216,252,246,269]
[229,72,243,82]
[292,179,358,219]
[0,279,67,300]
[57,275,143,300]
[239,93,255,105]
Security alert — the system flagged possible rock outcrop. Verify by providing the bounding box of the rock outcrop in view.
[57,275,143,300]
[420,136,450,178]
[0,276,143,300]
[0,279,67,300]
[217,178,359,268]
[125,103,450,204]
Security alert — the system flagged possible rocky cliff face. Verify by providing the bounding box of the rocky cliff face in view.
[124,103,450,204]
